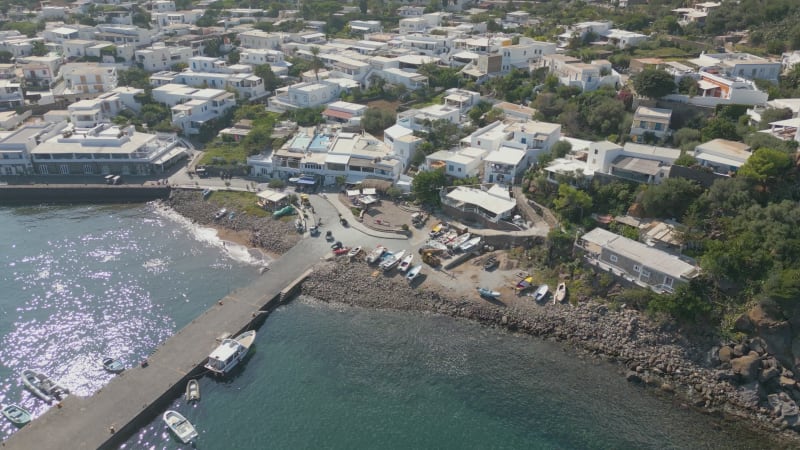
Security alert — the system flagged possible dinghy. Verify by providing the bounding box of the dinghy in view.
[163,410,198,444]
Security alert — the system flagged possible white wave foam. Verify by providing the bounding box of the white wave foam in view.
[151,203,270,268]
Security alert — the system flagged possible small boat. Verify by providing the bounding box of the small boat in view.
[185,379,200,402]
[365,246,386,264]
[406,264,422,281]
[516,276,533,292]
[448,232,471,249]
[102,357,124,374]
[458,236,482,253]
[397,253,414,272]
[421,240,448,251]
[429,222,444,237]
[554,282,567,304]
[477,287,501,299]
[347,246,362,257]
[380,250,405,271]
[2,404,32,427]
[21,369,69,403]
[204,330,256,376]
[534,284,549,302]
[163,410,198,444]
[213,208,227,220]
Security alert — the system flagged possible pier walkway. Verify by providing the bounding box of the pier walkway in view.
[4,234,334,450]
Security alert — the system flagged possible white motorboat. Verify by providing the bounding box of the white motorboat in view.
[163,410,198,444]
[534,284,549,302]
[365,246,386,264]
[379,250,406,271]
[448,233,471,249]
[458,236,482,252]
[185,379,200,402]
[347,246,362,258]
[204,330,256,376]
[406,265,422,282]
[554,282,567,304]
[421,240,448,251]
[398,254,414,272]
[20,369,69,403]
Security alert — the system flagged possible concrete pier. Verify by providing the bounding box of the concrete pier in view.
[4,236,328,450]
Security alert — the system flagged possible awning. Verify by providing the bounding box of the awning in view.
[322,108,354,120]
[346,189,360,197]
[294,178,316,185]
[351,26,370,31]
[326,154,350,165]
[697,80,718,91]
[362,188,376,195]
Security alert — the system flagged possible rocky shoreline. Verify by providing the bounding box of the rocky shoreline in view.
[163,189,800,445]
[301,260,800,447]
[165,189,300,255]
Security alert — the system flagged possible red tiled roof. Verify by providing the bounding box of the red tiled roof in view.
[322,108,353,119]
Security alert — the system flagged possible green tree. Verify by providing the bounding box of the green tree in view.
[673,152,698,167]
[310,46,323,82]
[550,140,572,158]
[737,147,794,185]
[640,178,703,220]
[227,49,240,65]
[552,184,592,223]
[0,51,12,63]
[758,107,793,129]
[412,169,447,206]
[31,40,47,56]
[254,64,281,92]
[117,67,151,89]
[361,107,396,135]
[632,69,676,99]
[701,116,739,141]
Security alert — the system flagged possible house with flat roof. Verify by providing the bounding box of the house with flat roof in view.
[0,122,68,175]
[60,63,118,97]
[576,227,700,294]
[688,52,781,82]
[693,139,752,175]
[151,83,236,135]
[424,147,487,179]
[630,106,672,143]
[253,128,402,186]
[67,88,144,128]
[664,71,769,107]
[442,184,516,225]
[268,80,346,111]
[30,124,186,176]
[581,141,679,184]
[135,43,194,72]
[538,54,619,92]
[483,146,527,185]
[321,101,367,126]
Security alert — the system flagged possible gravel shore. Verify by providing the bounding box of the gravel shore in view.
[301,259,800,447]
[165,189,300,255]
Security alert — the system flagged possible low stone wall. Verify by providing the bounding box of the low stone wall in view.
[0,185,171,205]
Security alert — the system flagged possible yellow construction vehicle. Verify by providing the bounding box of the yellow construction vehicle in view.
[421,249,441,267]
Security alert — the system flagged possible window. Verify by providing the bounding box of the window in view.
[664,276,674,287]
[633,264,641,273]
[448,165,454,171]
[457,167,462,172]
[640,269,651,278]
[609,254,618,263]
[520,137,527,144]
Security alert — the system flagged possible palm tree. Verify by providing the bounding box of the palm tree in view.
[310,46,323,82]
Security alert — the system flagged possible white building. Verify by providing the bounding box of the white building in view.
[237,30,282,50]
[693,139,752,175]
[483,146,527,185]
[580,141,680,184]
[424,147,487,178]
[0,80,23,109]
[94,25,153,47]
[464,120,561,166]
[663,71,769,107]
[18,54,63,89]
[0,122,68,175]
[151,10,204,28]
[268,80,351,111]
[135,43,194,72]
[539,54,619,92]
[67,88,144,128]
[151,84,236,135]
[321,101,367,126]
[396,104,461,132]
[630,106,672,143]
[442,184,517,224]
[60,63,118,96]
[688,52,781,82]
[31,124,186,175]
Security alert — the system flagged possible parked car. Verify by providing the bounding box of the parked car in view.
[484,257,499,271]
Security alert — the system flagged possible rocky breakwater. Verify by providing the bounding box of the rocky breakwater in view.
[166,189,300,254]
[708,299,800,433]
[301,259,800,445]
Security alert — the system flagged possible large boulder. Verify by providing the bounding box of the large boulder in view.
[718,346,734,363]
[747,301,794,370]
[731,352,761,383]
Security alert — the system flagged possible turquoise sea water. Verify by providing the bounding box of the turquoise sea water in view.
[0,205,781,449]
